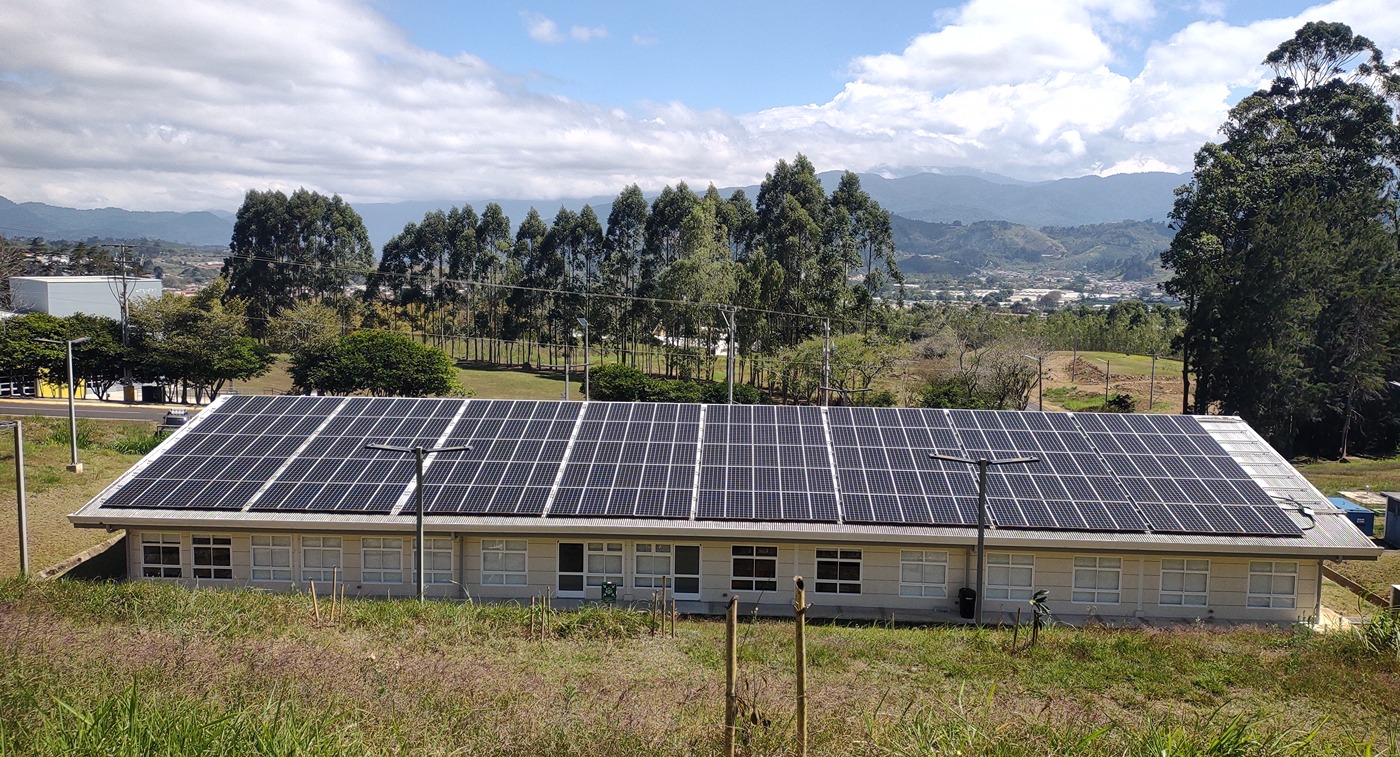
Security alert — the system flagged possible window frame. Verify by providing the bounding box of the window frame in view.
[731,545,778,592]
[301,536,343,584]
[414,536,454,585]
[899,549,949,598]
[361,537,405,584]
[140,532,182,579]
[482,539,528,586]
[250,534,293,581]
[1071,555,1122,605]
[1159,558,1209,607]
[985,552,1035,601]
[191,534,233,580]
[1247,560,1298,609]
[585,541,625,589]
[814,548,862,595]
[634,543,701,597]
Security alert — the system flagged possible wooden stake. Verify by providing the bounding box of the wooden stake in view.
[794,576,808,757]
[725,594,738,757]
[1014,607,1022,649]
[310,580,320,623]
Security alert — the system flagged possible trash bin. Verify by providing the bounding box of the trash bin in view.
[957,587,976,619]
[601,580,618,604]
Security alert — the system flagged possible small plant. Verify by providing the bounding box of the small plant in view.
[105,430,164,455]
[1359,609,1400,659]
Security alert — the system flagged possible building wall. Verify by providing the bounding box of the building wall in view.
[10,277,162,319]
[125,529,1321,626]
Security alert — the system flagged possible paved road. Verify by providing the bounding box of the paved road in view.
[0,398,203,423]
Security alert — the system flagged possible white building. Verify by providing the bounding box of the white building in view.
[70,396,1378,625]
[9,275,162,320]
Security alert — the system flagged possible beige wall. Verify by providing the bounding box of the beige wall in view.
[125,529,1321,625]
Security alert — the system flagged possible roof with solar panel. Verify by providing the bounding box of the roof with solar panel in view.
[70,395,1378,556]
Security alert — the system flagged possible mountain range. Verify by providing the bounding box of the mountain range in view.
[0,169,1188,253]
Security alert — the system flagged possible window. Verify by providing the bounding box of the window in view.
[301,536,343,583]
[362,537,404,584]
[559,542,584,594]
[1071,556,1121,604]
[251,535,292,581]
[900,550,949,598]
[586,542,625,588]
[192,535,233,580]
[1159,558,1209,607]
[634,543,701,596]
[985,552,1035,600]
[416,537,454,585]
[140,533,181,578]
[815,549,862,594]
[731,545,778,592]
[1247,561,1297,609]
[483,539,528,586]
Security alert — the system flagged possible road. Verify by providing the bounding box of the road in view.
[0,398,203,423]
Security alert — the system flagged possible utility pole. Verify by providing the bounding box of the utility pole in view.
[102,244,135,401]
[363,442,471,602]
[821,319,831,407]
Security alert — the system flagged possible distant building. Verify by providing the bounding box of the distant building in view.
[9,275,162,320]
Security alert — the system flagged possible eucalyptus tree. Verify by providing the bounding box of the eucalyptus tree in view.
[476,203,513,361]
[655,196,738,377]
[755,154,829,347]
[602,185,649,363]
[225,188,374,337]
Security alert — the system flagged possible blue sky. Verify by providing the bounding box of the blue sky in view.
[0,0,1396,212]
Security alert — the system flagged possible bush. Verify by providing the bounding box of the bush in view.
[649,379,703,403]
[593,363,761,404]
[1104,393,1136,413]
[591,363,649,401]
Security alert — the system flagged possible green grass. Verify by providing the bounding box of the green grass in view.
[458,365,579,400]
[1,578,1399,755]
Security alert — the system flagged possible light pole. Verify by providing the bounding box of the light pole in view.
[1022,353,1043,409]
[577,317,590,401]
[1148,352,1157,411]
[1095,358,1110,406]
[717,306,737,404]
[364,442,471,603]
[928,452,1038,626]
[1,420,28,576]
[37,336,91,472]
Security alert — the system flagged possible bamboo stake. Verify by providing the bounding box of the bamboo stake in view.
[725,594,738,757]
[1014,607,1022,649]
[794,576,808,757]
[310,580,320,623]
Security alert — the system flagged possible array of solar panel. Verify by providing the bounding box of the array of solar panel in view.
[250,397,461,513]
[550,402,700,519]
[696,404,839,522]
[1077,413,1299,536]
[827,407,979,525]
[946,410,1150,532]
[104,395,342,510]
[417,400,582,515]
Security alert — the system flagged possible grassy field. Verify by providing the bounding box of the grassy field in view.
[232,356,573,402]
[2,578,1400,755]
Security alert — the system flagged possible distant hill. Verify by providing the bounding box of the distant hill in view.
[0,196,233,246]
[0,169,1187,254]
[892,217,1175,280]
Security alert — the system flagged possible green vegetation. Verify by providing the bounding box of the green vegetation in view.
[2,578,1399,755]
[287,330,464,397]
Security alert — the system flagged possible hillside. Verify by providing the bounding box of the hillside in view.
[893,218,1175,279]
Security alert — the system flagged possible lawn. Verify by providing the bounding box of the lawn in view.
[1,578,1399,755]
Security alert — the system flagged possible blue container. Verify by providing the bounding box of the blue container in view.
[1329,497,1376,536]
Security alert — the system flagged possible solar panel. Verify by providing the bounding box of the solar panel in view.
[828,407,979,526]
[548,402,699,519]
[251,397,462,513]
[105,395,344,510]
[1076,413,1298,536]
[417,400,583,516]
[695,404,838,522]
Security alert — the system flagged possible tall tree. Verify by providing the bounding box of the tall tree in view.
[1162,21,1400,456]
[224,188,375,337]
[602,185,649,363]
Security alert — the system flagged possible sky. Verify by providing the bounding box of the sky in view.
[0,0,1397,214]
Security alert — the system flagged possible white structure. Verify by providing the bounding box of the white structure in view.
[9,275,161,320]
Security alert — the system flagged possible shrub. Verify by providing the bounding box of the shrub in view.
[591,363,649,401]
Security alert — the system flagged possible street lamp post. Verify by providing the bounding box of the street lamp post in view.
[36,336,91,472]
[364,442,472,603]
[928,452,1038,626]
[1095,358,1110,406]
[1,421,28,576]
[1022,354,1043,409]
[1148,352,1157,411]
[577,317,590,401]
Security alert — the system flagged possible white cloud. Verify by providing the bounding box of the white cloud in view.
[0,0,1396,214]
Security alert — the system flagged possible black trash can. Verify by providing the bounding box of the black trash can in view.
[957,587,976,619]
